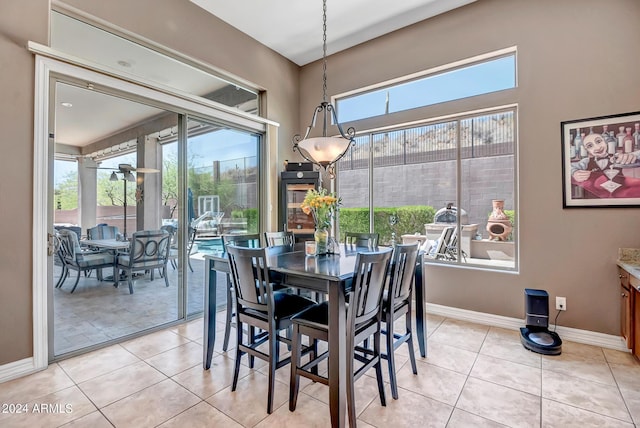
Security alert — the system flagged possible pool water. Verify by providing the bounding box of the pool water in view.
[194,237,224,254]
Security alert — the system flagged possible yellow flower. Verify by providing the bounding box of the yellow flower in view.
[301,188,341,230]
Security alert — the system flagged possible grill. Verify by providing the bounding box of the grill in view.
[434,203,468,224]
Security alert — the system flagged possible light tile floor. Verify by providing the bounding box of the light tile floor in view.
[1,314,639,427]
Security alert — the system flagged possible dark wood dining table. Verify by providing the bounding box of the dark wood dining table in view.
[202,245,426,428]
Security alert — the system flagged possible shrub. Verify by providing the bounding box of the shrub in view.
[338,205,436,245]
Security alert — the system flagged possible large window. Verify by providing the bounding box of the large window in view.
[335,49,518,271]
[336,51,516,123]
[338,108,517,270]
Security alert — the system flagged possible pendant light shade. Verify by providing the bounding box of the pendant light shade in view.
[292,0,355,178]
[110,171,118,181]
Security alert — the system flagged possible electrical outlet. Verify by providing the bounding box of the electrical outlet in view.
[556,296,566,311]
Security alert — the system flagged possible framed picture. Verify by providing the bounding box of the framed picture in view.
[562,111,640,208]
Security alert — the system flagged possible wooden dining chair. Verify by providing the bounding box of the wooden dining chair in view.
[264,231,295,248]
[382,242,420,399]
[226,245,317,414]
[289,247,393,427]
[344,231,379,248]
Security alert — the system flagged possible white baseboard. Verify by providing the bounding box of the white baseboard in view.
[426,303,628,352]
[0,357,43,384]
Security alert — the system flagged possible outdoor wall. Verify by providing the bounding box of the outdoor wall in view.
[339,155,514,234]
[299,0,640,335]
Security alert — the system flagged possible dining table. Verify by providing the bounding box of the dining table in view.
[202,245,426,428]
[80,238,130,281]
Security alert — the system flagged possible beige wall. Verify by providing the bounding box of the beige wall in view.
[299,0,640,334]
[1,0,638,368]
[0,0,48,365]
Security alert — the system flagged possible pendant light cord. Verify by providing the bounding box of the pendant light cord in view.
[322,0,328,104]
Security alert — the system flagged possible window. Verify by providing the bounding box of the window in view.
[335,49,518,271]
[336,52,516,123]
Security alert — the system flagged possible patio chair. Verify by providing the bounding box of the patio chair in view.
[87,224,122,240]
[431,226,455,260]
[161,225,198,273]
[114,230,171,294]
[56,229,115,293]
[443,227,467,262]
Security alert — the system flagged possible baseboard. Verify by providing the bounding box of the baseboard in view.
[0,357,43,384]
[426,303,628,352]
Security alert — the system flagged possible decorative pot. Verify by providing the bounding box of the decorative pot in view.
[486,199,512,241]
[314,228,329,255]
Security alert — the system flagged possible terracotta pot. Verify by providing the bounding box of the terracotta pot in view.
[486,199,512,241]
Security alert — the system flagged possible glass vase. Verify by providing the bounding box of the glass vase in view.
[314,228,329,255]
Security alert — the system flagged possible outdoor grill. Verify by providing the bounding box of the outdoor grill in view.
[434,203,468,225]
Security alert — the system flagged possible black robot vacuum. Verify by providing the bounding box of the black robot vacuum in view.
[520,288,562,355]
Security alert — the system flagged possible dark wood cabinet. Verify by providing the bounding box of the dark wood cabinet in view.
[619,267,633,350]
[279,171,319,240]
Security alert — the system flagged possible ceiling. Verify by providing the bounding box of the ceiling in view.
[190,0,476,66]
[53,0,475,151]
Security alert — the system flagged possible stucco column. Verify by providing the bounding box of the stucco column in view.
[78,157,98,233]
[137,135,162,230]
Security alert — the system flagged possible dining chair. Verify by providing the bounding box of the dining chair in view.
[289,247,393,427]
[115,230,171,294]
[382,242,420,399]
[56,229,115,293]
[220,233,263,351]
[264,230,322,303]
[344,231,379,248]
[264,231,295,248]
[226,245,317,414]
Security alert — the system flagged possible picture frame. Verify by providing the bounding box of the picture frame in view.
[561,111,640,208]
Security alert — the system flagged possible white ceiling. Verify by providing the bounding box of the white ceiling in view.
[190,0,476,66]
[53,0,475,150]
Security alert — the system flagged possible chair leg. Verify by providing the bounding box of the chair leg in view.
[163,265,170,287]
[374,328,387,407]
[289,323,301,411]
[223,275,233,352]
[128,272,134,294]
[55,266,67,288]
[267,325,277,414]
[70,269,81,293]
[248,326,256,368]
[387,315,399,400]
[406,312,418,375]
[346,341,357,428]
[232,320,243,391]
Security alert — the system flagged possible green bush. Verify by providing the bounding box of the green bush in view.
[338,205,436,245]
[231,208,258,233]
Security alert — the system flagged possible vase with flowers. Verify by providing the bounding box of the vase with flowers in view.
[301,188,340,255]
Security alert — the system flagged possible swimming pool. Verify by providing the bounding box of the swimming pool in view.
[194,237,224,254]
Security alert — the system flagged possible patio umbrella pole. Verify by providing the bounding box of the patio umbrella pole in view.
[123,178,128,239]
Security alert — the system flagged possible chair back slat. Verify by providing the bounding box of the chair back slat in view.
[226,245,273,313]
[58,229,81,263]
[389,243,420,304]
[344,232,379,248]
[348,248,393,328]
